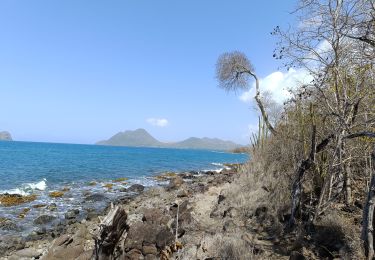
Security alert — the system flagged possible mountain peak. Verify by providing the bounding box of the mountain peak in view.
[96,129,241,151]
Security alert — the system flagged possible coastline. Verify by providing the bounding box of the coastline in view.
[1,163,250,259]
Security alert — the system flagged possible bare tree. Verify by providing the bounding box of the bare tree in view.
[216,51,277,135]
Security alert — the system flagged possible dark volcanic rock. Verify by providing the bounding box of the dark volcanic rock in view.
[65,209,80,219]
[0,218,20,231]
[84,193,108,202]
[34,214,56,225]
[155,227,174,249]
[128,184,145,193]
[218,194,225,204]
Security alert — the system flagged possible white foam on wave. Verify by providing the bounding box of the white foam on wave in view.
[203,168,223,173]
[1,179,47,195]
[211,162,230,170]
[211,162,223,167]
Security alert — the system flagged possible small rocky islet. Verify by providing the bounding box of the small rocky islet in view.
[0,164,242,259]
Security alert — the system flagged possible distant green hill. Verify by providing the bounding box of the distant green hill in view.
[96,128,241,151]
[0,131,12,141]
[96,128,163,147]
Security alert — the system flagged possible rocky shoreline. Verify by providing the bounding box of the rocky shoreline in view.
[0,164,247,259]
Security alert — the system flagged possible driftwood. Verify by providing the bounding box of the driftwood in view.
[93,204,128,260]
[362,146,375,260]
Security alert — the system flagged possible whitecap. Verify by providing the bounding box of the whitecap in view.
[1,179,47,195]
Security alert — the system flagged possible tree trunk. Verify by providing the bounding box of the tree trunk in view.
[288,125,316,228]
[251,72,277,135]
[345,161,353,205]
[94,205,128,260]
[362,146,375,260]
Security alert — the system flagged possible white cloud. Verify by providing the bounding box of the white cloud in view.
[146,118,169,127]
[239,68,313,104]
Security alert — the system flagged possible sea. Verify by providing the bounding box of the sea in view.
[0,141,248,235]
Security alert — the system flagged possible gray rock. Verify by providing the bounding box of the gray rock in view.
[34,214,56,225]
[144,254,158,260]
[128,184,145,193]
[0,235,25,255]
[125,248,143,260]
[155,227,174,249]
[142,244,158,255]
[177,189,189,197]
[14,248,41,258]
[0,218,20,231]
[65,209,80,219]
[167,176,184,189]
[47,203,57,211]
[84,193,107,202]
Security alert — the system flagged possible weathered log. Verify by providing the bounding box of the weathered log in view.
[93,204,128,260]
[362,146,375,260]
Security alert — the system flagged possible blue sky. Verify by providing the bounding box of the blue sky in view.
[0,1,298,145]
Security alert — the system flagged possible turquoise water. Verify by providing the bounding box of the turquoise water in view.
[0,141,247,235]
[0,141,247,193]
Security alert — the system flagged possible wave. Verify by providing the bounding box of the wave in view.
[1,179,47,196]
[211,162,230,170]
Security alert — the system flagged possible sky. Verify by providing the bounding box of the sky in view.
[0,0,301,145]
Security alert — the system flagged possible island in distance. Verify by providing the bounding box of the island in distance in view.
[0,131,12,141]
[96,128,243,151]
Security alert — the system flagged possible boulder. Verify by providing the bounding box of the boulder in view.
[124,222,158,251]
[34,214,56,225]
[144,254,158,260]
[47,203,58,211]
[142,244,158,255]
[14,248,41,258]
[125,248,143,260]
[128,184,145,193]
[167,176,184,189]
[84,193,107,202]
[142,208,169,225]
[289,251,306,260]
[218,194,225,204]
[65,209,80,219]
[155,227,174,249]
[177,189,189,197]
[0,218,20,231]
[0,235,25,255]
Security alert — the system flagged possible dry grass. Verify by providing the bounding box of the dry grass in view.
[313,211,364,259]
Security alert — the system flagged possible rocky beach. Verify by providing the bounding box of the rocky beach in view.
[1,163,283,260]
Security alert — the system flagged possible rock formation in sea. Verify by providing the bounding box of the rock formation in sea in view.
[0,131,12,141]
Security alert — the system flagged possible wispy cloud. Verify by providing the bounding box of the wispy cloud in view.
[239,68,313,104]
[146,118,169,127]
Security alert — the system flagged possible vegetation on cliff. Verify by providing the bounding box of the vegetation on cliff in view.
[217,0,375,258]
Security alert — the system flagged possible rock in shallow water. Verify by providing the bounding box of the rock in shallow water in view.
[84,193,108,202]
[65,209,80,219]
[0,218,20,231]
[34,214,56,225]
[128,184,145,193]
